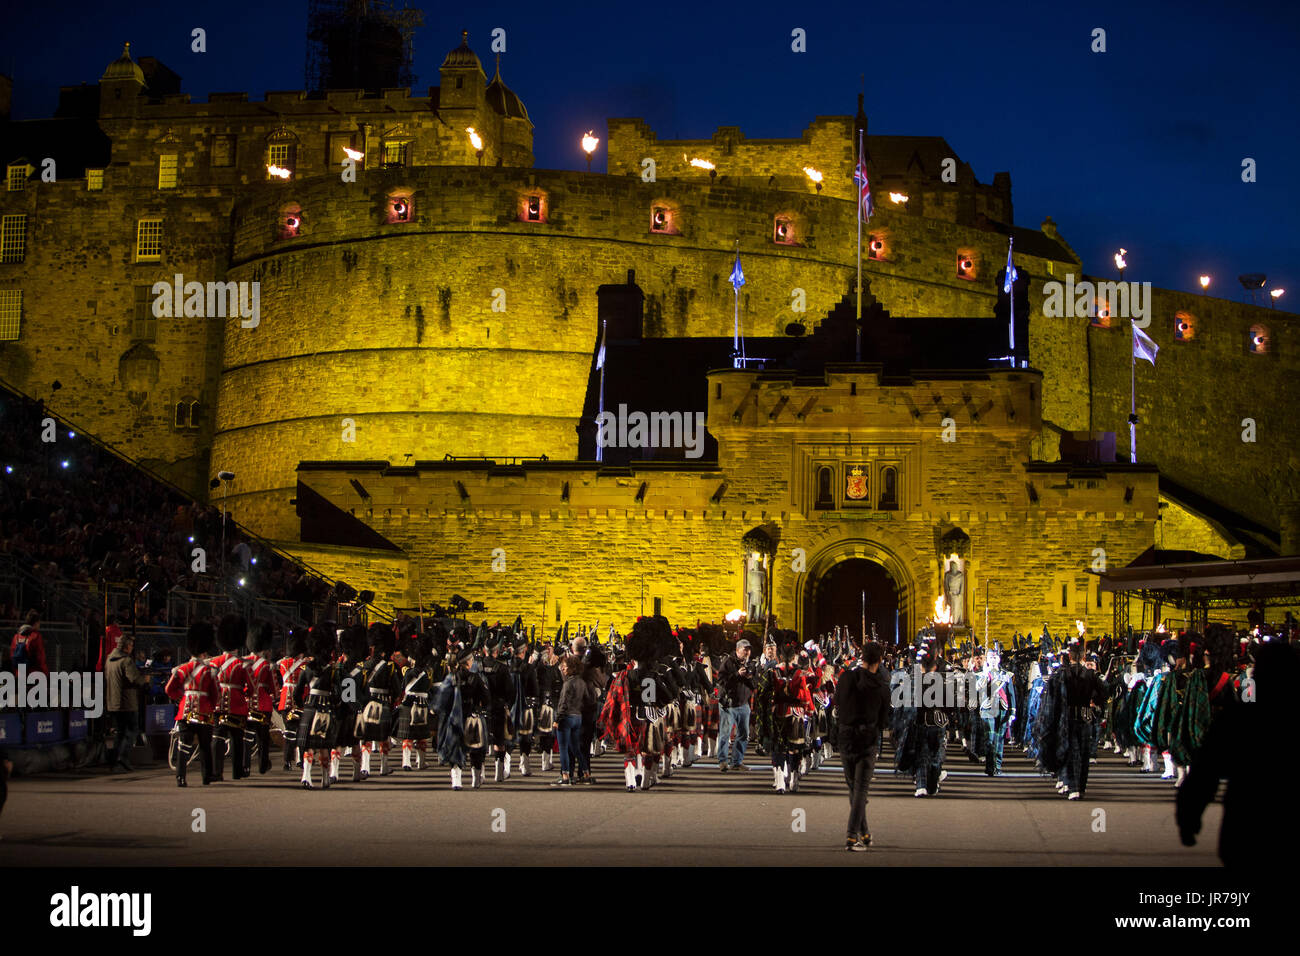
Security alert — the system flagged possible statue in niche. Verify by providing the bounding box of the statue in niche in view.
[943,558,966,626]
[746,554,767,621]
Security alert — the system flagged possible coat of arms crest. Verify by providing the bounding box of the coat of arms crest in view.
[845,465,868,500]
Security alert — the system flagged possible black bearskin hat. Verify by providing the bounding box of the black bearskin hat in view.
[402,628,433,663]
[396,615,420,640]
[309,622,337,662]
[187,619,215,658]
[678,629,699,659]
[367,622,396,657]
[627,615,671,663]
[249,621,274,654]
[587,644,607,672]
[426,619,450,652]
[216,614,247,653]
[340,624,367,662]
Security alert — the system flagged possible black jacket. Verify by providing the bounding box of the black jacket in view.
[834,666,891,757]
[717,655,756,708]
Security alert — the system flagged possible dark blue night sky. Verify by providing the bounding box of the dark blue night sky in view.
[6,0,1297,302]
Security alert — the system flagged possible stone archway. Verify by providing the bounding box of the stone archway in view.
[788,534,922,644]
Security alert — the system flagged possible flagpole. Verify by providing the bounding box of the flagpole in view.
[1007,237,1016,367]
[855,128,863,363]
[733,239,741,367]
[1130,324,1137,463]
[597,318,606,463]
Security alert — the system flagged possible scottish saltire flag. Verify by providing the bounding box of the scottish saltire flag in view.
[595,319,606,369]
[854,154,874,222]
[1133,324,1159,365]
[1003,239,1018,294]
[729,251,745,291]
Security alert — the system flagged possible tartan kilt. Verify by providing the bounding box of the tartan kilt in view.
[394,700,432,741]
[489,707,513,746]
[298,703,339,750]
[705,698,721,733]
[355,700,394,743]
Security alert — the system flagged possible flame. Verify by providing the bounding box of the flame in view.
[1156,622,1167,634]
[266,165,292,179]
[1114,249,1127,270]
[687,156,715,171]
[1271,288,1284,299]
[932,595,951,625]
[1075,620,1086,636]
[466,127,483,151]
[725,609,746,623]
[582,131,600,154]
[342,146,363,161]
[889,192,909,203]
[1198,275,1211,289]
[803,166,822,183]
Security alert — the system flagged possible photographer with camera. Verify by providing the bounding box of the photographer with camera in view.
[715,639,756,772]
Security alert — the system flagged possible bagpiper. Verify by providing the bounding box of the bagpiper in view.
[355,621,399,778]
[393,627,437,771]
[242,622,280,776]
[534,641,563,774]
[165,620,219,787]
[209,614,254,781]
[599,615,672,791]
[332,624,369,783]
[753,632,813,794]
[478,626,516,781]
[507,624,540,776]
[434,642,492,789]
[295,623,342,790]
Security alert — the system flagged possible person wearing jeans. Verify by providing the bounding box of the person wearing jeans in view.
[835,643,891,851]
[716,639,756,770]
[552,655,588,787]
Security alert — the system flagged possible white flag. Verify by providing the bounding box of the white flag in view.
[1132,324,1159,365]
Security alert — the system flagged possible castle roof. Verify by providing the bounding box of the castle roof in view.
[441,30,484,72]
[486,62,529,122]
[100,42,145,85]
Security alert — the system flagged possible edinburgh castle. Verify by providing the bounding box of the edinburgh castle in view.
[2,21,1296,640]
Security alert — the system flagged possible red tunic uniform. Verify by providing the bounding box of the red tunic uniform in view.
[244,653,279,715]
[165,658,219,724]
[277,656,307,711]
[209,652,253,717]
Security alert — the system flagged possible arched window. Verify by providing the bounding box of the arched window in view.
[879,467,898,510]
[815,466,834,510]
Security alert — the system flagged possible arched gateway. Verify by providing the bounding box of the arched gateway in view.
[790,536,921,645]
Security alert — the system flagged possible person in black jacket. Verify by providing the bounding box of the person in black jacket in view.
[715,639,756,770]
[835,642,891,851]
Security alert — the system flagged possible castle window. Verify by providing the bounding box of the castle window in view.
[210,135,235,168]
[174,399,200,430]
[774,216,795,245]
[1248,324,1270,354]
[868,234,886,261]
[7,164,27,192]
[382,140,409,168]
[878,466,898,510]
[650,204,679,235]
[387,193,413,224]
[956,251,977,280]
[456,77,463,89]
[0,290,21,341]
[132,285,157,341]
[157,153,178,189]
[1,215,26,263]
[267,142,295,179]
[814,466,834,510]
[518,192,547,224]
[278,204,303,240]
[1061,583,1069,608]
[1174,310,1196,342]
[87,169,104,191]
[135,218,163,261]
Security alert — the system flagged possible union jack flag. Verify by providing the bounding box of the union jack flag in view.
[854,151,874,223]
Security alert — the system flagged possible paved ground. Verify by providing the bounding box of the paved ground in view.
[0,741,1221,866]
